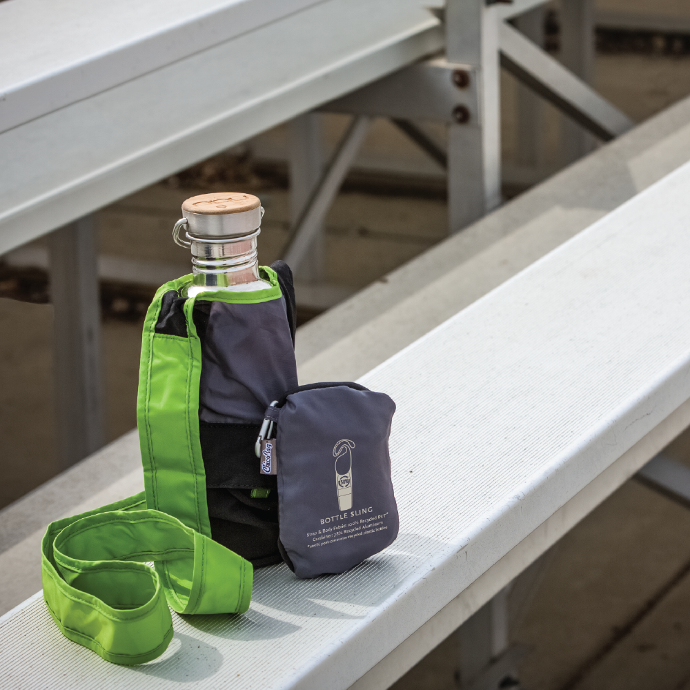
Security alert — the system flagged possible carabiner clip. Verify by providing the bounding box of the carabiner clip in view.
[172,218,191,248]
[254,400,279,457]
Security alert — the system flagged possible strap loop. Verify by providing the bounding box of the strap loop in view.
[42,492,252,666]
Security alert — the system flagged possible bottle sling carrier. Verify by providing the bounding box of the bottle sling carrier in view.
[41,194,297,665]
[40,192,398,664]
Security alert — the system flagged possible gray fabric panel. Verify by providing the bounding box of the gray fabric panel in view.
[199,297,298,424]
[264,406,281,423]
[277,386,398,579]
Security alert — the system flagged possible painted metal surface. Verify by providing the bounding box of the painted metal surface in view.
[323,58,479,124]
[636,454,690,509]
[0,0,325,134]
[0,0,442,256]
[499,21,633,141]
[48,218,104,469]
[289,113,325,281]
[350,396,690,690]
[3,157,690,688]
[446,0,502,231]
[283,116,370,271]
[560,0,596,163]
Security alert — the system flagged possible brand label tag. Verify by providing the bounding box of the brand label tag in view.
[259,439,277,475]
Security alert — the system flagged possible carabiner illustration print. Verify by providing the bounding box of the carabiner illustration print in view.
[333,439,355,511]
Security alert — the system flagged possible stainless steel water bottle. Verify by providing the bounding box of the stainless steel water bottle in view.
[169,191,298,567]
[172,192,270,296]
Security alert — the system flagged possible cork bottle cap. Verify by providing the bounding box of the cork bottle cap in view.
[179,191,263,239]
[182,192,261,216]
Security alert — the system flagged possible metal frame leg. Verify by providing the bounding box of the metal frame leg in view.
[514,6,546,170]
[446,1,502,234]
[289,112,324,282]
[456,585,529,690]
[457,595,499,690]
[454,551,551,690]
[283,115,369,270]
[48,216,104,470]
[636,453,690,510]
[560,0,595,164]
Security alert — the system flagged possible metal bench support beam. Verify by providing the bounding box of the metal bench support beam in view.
[322,0,622,237]
[499,21,632,142]
[446,0,502,233]
[283,115,369,271]
[514,6,546,169]
[457,586,519,690]
[636,454,690,511]
[48,216,104,469]
[455,554,548,690]
[289,112,325,282]
[561,0,596,163]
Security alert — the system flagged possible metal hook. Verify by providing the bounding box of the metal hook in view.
[172,218,191,248]
[255,400,279,457]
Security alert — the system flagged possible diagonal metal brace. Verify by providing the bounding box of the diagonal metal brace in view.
[499,21,633,141]
[282,115,370,271]
[635,453,690,510]
[391,119,448,169]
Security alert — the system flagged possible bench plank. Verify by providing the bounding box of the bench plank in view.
[3,162,690,688]
[0,0,442,255]
[0,0,323,134]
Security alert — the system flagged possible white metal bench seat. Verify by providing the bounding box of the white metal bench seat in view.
[1,0,640,474]
[3,158,690,688]
[0,0,442,255]
[0,0,324,134]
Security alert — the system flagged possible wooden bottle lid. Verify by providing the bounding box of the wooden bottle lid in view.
[182,192,261,216]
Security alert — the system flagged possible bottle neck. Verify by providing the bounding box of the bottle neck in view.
[181,228,270,297]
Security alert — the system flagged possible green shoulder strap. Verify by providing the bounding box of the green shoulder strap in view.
[40,272,280,665]
[41,492,251,665]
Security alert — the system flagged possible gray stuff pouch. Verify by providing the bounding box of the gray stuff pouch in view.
[256,382,399,579]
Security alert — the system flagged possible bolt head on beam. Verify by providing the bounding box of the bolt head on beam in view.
[452,69,470,89]
[453,105,471,124]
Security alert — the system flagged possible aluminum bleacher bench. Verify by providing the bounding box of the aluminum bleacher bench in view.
[0,0,635,472]
[3,155,690,688]
[0,0,442,252]
[0,0,446,468]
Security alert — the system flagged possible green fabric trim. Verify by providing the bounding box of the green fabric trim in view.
[192,266,282,305]
[250,488,271,499]
[42,492,252,666]
[152,267,282,308]
[136,267,281,536]
[137,277,211,538]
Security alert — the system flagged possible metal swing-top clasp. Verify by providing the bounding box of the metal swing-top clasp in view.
[172,218,191,248]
